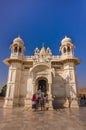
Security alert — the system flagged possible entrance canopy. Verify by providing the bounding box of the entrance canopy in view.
[30,63,50,74]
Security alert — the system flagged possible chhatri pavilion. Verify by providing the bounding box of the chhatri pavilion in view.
[3,36,81,108]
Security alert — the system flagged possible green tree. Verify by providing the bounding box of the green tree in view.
[0,84,7,97]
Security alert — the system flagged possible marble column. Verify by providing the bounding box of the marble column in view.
[25,83,35,109]
[3,85,14,108]
[32,83,35,95]
[48,83,53,110]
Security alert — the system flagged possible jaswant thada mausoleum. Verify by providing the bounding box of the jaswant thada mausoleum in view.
[3,36,81,108]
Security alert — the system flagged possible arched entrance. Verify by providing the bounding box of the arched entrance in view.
[35,77,48,95]
[38,80,47,93]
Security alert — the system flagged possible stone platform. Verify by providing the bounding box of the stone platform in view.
[0,101,86,130]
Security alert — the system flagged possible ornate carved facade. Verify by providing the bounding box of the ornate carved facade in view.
[3,36,81,108]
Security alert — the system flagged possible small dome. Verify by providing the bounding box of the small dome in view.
[34,48,39,54]
[35,47,39,50]
[47,47,50,50]
[13,36,24,45]
[61,36,72,45]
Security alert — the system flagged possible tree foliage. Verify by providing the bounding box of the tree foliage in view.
[0,84,7,97]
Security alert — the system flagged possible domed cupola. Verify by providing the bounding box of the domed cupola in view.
[61,36,72,46]
[13,36,24,45]
[60,36,75,57]
[10,36,25,58]
[34,48,39,55]
[46,47,52,56]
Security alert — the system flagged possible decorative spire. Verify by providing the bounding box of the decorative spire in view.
[42,42,44,47]
[18,35,20,38]
[65,35,67,38]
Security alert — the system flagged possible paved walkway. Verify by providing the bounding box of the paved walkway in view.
[0,102,86,130]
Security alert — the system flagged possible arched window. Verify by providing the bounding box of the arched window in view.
[67,46,70,52]
[19,47,22,53]
[63,47,66,53]
[14,47,17,52]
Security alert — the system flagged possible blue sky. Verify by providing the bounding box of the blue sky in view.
[0,0,86,88]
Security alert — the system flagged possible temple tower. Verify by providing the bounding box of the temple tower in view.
[60,36,79,107]
[4,37,25,108]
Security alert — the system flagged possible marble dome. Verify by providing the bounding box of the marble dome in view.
[13,36,24,45]
[61,36,72,45]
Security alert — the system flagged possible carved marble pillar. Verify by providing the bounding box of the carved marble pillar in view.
[48,83,53,109]
[32,82,35,95]
[25,83,35,108]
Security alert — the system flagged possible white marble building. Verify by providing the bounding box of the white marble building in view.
[3,36,81,108]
